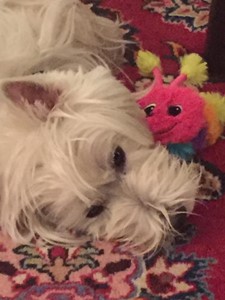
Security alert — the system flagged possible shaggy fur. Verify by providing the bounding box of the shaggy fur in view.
[0,0,200,253]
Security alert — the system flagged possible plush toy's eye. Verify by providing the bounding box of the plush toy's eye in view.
[168,105,182,116]
[144,104,156,116]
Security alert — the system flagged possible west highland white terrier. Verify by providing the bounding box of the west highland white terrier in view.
[0,0,200,253]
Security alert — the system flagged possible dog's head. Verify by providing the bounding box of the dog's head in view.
[0,66,199,252]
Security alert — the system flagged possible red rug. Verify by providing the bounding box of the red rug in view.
[1,1,225,299]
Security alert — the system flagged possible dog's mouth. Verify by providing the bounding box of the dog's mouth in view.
[154,123,177,137]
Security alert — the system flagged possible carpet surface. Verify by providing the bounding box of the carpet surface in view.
[1,1,225,299]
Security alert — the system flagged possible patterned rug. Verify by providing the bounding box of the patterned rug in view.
[1,1,225,299]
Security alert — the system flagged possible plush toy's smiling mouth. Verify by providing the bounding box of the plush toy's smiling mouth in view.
[154,123,177,136]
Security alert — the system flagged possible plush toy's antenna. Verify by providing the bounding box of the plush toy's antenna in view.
[136,51,208,88]
[136,50,163,85]
[152,67,163,85]
[178,53,208,86]
[170,73,187,87]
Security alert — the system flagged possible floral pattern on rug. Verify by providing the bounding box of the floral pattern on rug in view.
[139,252,215,300]
[0,233,215,300]
[143,0,211,32]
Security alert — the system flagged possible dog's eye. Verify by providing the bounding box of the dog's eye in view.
[168,105,182,116]
[113,146,126,171]
[32,70,45,75]
[86,205,104,218]
[144,104,156,116]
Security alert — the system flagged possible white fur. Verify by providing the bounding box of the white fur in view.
[0,0,200,253]
[0,0,125,77]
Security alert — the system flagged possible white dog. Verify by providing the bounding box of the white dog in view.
[0,0,199,253]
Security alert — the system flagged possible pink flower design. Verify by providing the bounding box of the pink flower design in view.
[138,256,195,298]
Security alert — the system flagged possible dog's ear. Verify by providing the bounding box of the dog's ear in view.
[3,80,60,110]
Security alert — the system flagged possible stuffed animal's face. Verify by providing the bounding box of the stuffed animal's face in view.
[138,85,206,144]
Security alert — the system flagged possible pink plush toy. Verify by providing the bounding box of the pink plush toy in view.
[136,51,225,160]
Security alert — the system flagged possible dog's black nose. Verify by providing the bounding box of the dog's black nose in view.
[172,206,188,233]
[86,205,105,218]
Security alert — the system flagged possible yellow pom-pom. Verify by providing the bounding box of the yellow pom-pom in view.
[180,53,208,86]
[136,50,161,76]
[201,92,225,124]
